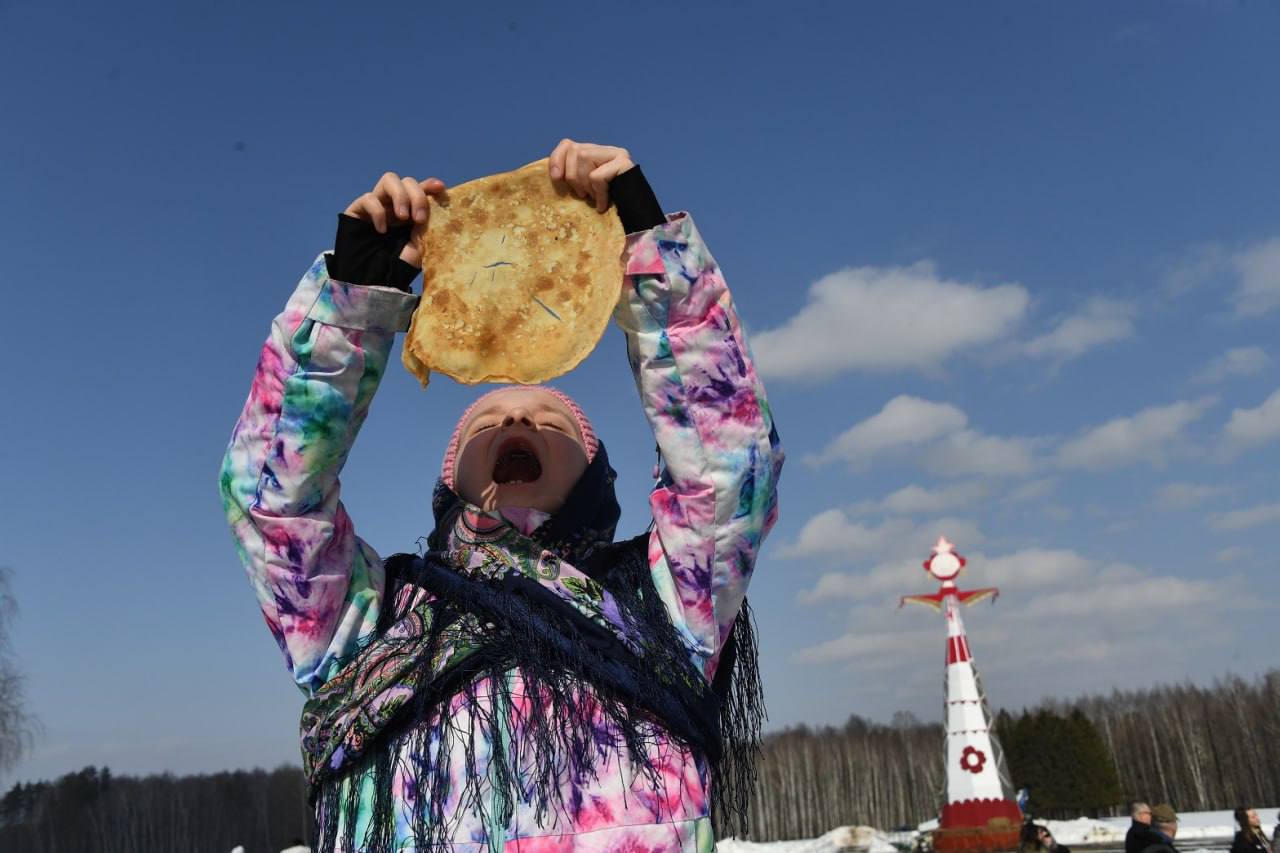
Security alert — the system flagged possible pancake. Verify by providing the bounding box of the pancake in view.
[402,158,626,386]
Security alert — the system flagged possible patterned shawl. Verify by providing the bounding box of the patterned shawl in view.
[299,442,763,852]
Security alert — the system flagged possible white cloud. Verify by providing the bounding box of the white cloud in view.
[810,396,967,467]
[781,511,984,564]
[1214,546,1252,564]
[1153,482,1233,511]
[873,481,990,515]
[1222,388,1280,453]
[797,558,919,605]
[812,396,1039,477]
[979,548,1095,588]
[793,628,915,665]
[1026,569,1220,618]
[1005,478,1057,503]
[798,572,865,605]
[1023,297,1136,361]
[1164,237,1280,316]
[1055,399,1214,469]
[1208,503,1280,532]
[923,429,1039,478]
[1232,237,1280,316]
[780,512,914,560]
[1164,244,1227,296]
[1193,346,1270,384]
[753,262,1029,381]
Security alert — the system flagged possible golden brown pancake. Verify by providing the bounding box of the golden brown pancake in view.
[402,158,626,385]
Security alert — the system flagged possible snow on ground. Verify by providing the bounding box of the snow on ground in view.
[718,825,898,853]
[715,808,1279,852]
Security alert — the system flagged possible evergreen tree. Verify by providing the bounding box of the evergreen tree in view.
[1065,708,1122,814]
[999,708,1123,818]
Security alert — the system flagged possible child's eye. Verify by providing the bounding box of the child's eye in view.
[473,422,497,433]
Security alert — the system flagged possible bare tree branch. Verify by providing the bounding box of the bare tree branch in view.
[0,566,39,776]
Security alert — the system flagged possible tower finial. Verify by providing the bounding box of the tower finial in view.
[926,535,965,581]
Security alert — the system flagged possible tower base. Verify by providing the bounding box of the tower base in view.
[932,798,1023,853]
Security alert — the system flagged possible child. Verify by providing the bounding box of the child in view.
[220,139,783,852]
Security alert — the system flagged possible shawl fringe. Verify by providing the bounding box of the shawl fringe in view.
[303,451,763,850]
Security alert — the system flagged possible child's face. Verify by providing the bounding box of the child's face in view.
[453,388,589,512]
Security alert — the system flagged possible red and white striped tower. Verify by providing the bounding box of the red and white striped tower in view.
[902,537,1021,853]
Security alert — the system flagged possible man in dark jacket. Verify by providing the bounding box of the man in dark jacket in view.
[1127,802,1159,853]
[1141,804,1180,853]
[1230,807,1274,853]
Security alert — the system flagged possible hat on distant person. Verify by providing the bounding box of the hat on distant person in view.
[1151,804,1178,824]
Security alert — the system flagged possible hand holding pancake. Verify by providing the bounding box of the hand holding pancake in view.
[401,158,625,386]
[343,172,447,268]
[548,140,635,213]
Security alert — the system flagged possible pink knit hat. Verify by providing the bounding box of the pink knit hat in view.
[441,386,598,490]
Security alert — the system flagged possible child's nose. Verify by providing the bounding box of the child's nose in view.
[501,408,535,428]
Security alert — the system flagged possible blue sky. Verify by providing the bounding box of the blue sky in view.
[2,1,1278,784]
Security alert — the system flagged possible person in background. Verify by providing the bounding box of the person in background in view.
[1231,807,1274,853]
[1141,804,1180,853]
[1019,822,1048,853]
[1038,824,1072,853]
[1127,801,1158,853]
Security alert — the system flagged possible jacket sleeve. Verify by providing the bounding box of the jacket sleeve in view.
[219,253,418,695]
[613,213,784,680]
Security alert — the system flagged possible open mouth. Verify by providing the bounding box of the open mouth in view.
[492,437,543,486]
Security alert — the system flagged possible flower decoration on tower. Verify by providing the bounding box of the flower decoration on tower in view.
[961,746,987,774]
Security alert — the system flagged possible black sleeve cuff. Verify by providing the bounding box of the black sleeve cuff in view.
[610,166,666,234]
[326,166,663,289]
[325,214,421,292]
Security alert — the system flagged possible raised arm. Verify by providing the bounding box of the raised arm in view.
[548,140,783,677]
[547,140,783,678]
[219,174,441,694]
[614,212,783,680]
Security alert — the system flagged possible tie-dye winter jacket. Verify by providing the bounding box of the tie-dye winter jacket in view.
[220,212,783,851]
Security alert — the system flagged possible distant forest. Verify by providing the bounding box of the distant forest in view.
[750,669,1280,839]
[2,670,1277,851]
